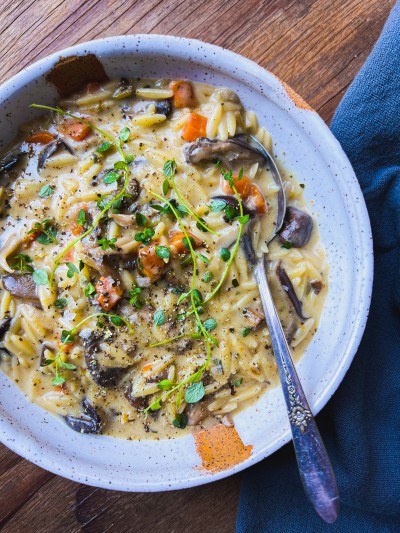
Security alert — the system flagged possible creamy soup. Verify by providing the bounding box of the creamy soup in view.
[0,77,327,439]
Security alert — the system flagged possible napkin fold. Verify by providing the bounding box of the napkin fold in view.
[237,3,400,531]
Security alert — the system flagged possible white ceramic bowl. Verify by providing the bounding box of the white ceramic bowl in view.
[0,35,373,491]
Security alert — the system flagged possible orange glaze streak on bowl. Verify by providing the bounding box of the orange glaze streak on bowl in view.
[193,423,253,473]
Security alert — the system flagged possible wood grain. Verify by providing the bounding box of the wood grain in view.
[0,0,394,531]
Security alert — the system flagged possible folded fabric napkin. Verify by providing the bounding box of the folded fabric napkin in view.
[237,3,400,531]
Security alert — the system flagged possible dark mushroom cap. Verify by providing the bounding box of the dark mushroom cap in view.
[64,399,102,434]
[2,274,40,304]
[184,137,265,168]
[82,330,134,388]
[37,139,74,170]
[278,206,313,248]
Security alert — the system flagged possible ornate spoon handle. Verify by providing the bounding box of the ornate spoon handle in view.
[254,258,340,523]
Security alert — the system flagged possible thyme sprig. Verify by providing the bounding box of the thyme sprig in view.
[143,192,215,415]
[30,104,132,285]
[185,168,246,316]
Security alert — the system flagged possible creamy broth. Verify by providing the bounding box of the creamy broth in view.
[0,78,327,439]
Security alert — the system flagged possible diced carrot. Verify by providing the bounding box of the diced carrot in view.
[221,174,251,199]
[142,363,153,373]
[138,245,165,282]
[70,204,88,236]
[182,113,207,142]
[169,231,202,257]
[246,184,267,214]
[71,223,83,236]
[26,131,55,144]
[95,276,123,311]
[169,80,196,108]
[63,247,76,262]
[60,118,91,141]
[56,339,74,352]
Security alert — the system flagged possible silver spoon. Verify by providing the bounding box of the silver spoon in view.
[242,134,340,523]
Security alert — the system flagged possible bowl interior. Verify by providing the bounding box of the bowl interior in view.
[0,35,373,490]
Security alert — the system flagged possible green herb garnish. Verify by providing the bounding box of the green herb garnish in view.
[84,283,96,297]
[96,141,113,153]
[154,309,166,326]
[129,287,144,308]
[77,209,86,226]
[104,171,120,184]
[155,246,170,259]
[65,262,79,278]
[202,271,213,283]
[28,220,58,245]
[220,248,231,262]
[135,228,155,245]
[54,298,68,309]
[135,212,147,226]
[209,199,227,212]
[119,127,130,143]
[38,184,55,198]
[242,326,251,337]
[32,269,48,285]
[10,253,33,273]
[163,159,177,178]
[185,381,205,404]
[98,237,117,251]
[203,318,217,332]
[162,179,170,195]
[172,413,188,429]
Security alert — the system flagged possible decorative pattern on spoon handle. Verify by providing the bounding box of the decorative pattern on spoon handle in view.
[254,258,340,524]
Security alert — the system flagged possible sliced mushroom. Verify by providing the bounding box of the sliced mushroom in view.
[2,274,40,305]
[278,206,313,248]
[125,386,149,411]
[276,263,308,321]
[131,99,172,117]
[184,137,265,168]
[244,307,265,329]
[113,78,134,100]
[0,317,11,341]
[64,398,102,434]
[109,213,137,228]
[82,329,135,388]
[311,279,324,295]
[0,143,27,174]
[79,233,120,280]
[185,398,212,426]
[38,139,74,170]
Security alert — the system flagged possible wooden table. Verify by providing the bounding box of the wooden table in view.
[0,1,394,531]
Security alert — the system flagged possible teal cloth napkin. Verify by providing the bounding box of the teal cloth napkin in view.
[236,3,400,531]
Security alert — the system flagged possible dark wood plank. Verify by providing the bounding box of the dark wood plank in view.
[1,470,241,533]
[0,0,394,531]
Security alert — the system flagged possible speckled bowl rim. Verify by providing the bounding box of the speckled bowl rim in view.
[0,35,373,491]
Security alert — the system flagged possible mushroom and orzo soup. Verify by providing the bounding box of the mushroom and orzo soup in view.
[0,77,327,438]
